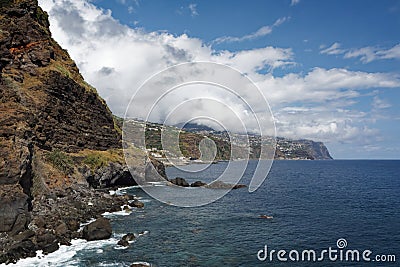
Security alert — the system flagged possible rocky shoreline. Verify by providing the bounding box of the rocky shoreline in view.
[0,184,145,264]
[0,1,246,265]
[0,1,161,264]
[168,176,247,189]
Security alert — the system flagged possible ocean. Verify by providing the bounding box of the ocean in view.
[7,160,400,266]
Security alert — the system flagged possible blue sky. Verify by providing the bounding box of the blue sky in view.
[39,0,400,159]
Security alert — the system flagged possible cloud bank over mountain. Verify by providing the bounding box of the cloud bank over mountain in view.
[39,0,400,158]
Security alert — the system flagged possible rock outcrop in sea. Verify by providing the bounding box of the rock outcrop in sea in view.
[0,0,165,263]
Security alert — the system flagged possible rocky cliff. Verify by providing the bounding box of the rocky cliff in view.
[129,119,333,161]
[274,138,333,160]
[0,0,163,263]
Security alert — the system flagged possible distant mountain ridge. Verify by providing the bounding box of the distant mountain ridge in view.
[174,122,216,132]
[127,119,333,160]
[179,122,333,160]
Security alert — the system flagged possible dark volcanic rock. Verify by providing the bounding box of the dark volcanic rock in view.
[1,0,122,244]
[122,233,136,242]
[205,181,247,190]
[0,184,131,264]
[131,200,144,208]
[0,0,121,155]
[0,0,162,263]
[191,181,207,187]
[0,0,122,205]
[13,230,35,243]
[36,71,121,152]
[82,162,136,189]
[36,233,56,247]
[82,217,112,241]
[55,221,68,236]
[4,240,36,264]
[42,242,59,255]
[145,157,167,181]
[0,185,30,233]
[169,177,189,187]
[117,239,129,247]
[233,184,247,189]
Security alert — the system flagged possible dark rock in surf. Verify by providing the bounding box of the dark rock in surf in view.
[131,200,144,208]
[82,217,112,241]
[117,239,129,247]
[0,185,30,234]
[169,177,189,187]
[205,181,247,189]
[122,233,136,242]
[42,242,59,255]
[190,181,207,187]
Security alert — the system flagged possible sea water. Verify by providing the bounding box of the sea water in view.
[5,160,399,266]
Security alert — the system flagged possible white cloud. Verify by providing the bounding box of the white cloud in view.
[213,17,289,44]
[257,67,399,104]
[344,46,377,63]
[372,96,391,109]
[290,0,300,6]
[345,44,400,63]
[127,6,135,14]
[213,46,294,72]
[38,0,400,147]
[320,42,345,55]
[188,3,198,17]
[376,44,400,60]
[116,0,140,6]
[322,43,400,63]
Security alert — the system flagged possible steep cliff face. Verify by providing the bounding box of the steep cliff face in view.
[0,0,121,181]
[0,1,156,262]
[0,0,123,230]
[308,140,332,160]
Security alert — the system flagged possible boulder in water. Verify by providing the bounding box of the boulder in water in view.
[82,217,112,241]
[169,177,189,187]
[117,239,129,247]
[205,181,247,189]
[131,200,144,208]
[191,181,207,187]
[122,233,136,241]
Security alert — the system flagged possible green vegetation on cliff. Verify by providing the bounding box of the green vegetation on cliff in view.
[125,119,333,161]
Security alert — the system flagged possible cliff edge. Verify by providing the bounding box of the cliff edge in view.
[0,0,163,263]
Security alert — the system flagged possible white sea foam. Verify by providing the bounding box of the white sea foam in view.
[103,209,131,217]
[0,238,120,267]
[1,186,150,266]
[115,185,140,195]
[77,218,97,232]
[0,231,150,267]
[113,246,128,250]
[102,210,131,217]
[131,262,151,266]
[148,181,167,186]
[138,230,149,236]
[97,263,125,267]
